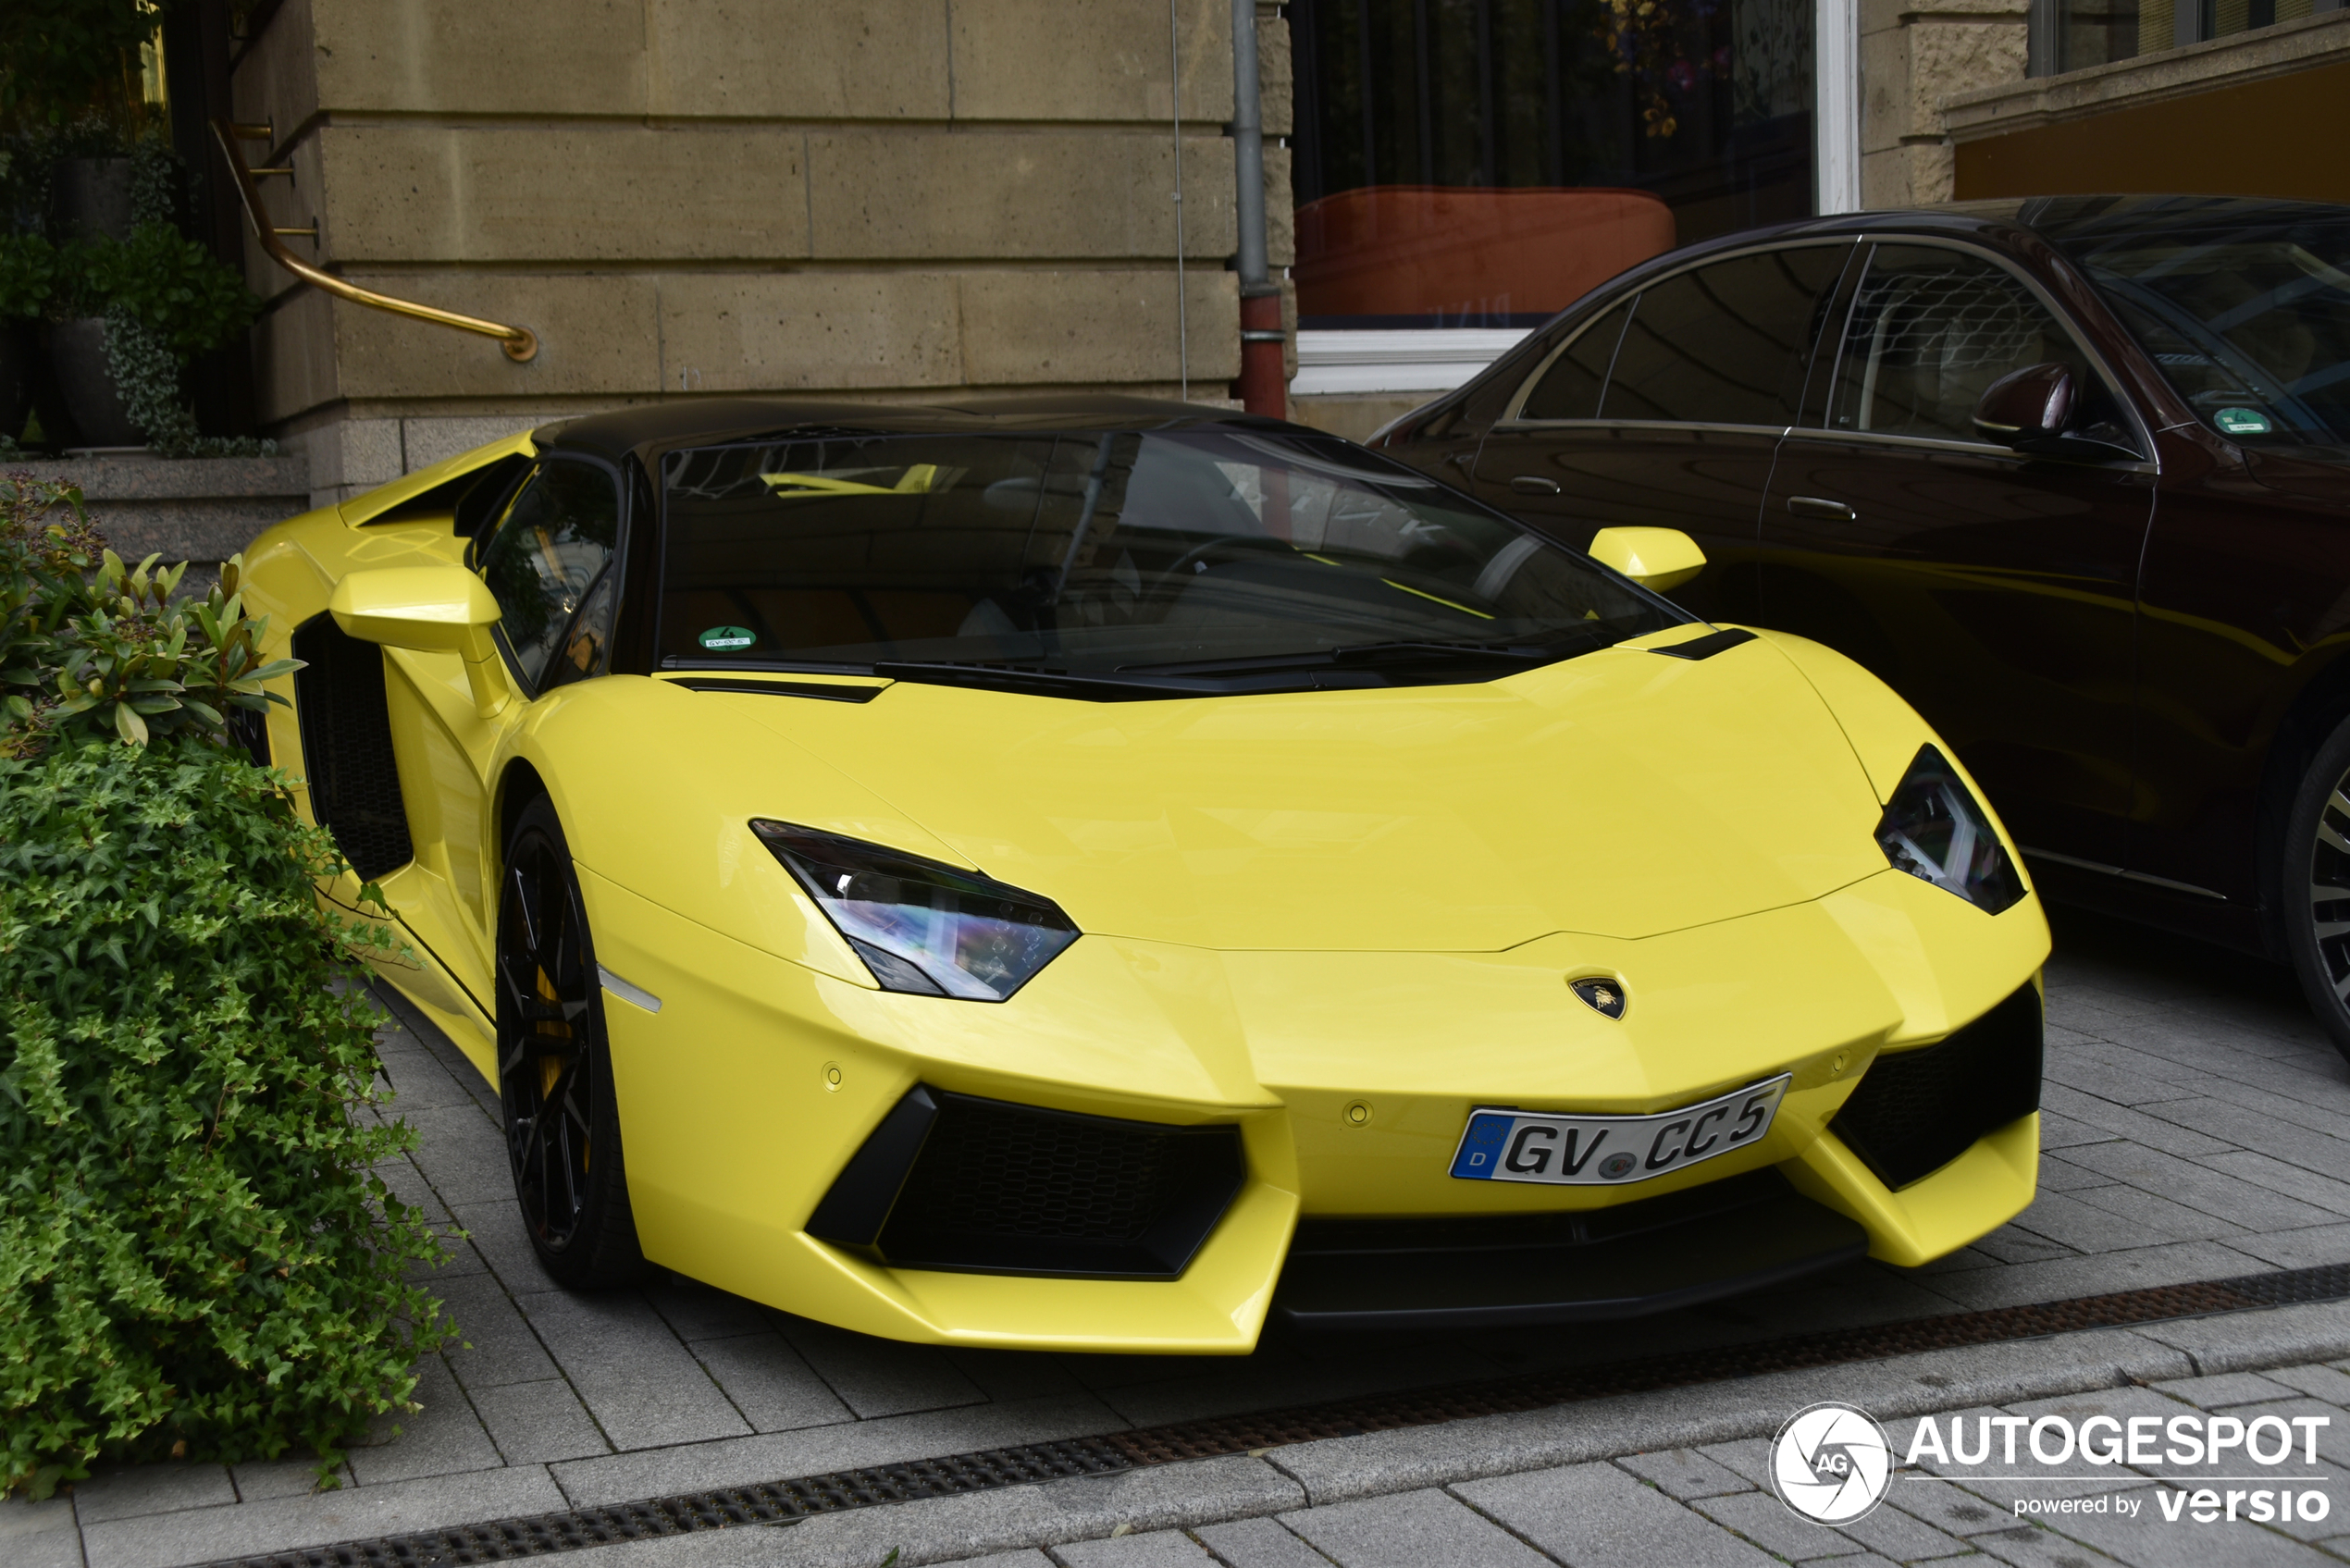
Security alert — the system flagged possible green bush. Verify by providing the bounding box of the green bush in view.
[66,224,256,358]
[0,475,456,1498]
[0,233,55,320]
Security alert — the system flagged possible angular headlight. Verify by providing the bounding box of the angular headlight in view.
[750,821,1079,1000]
[1874,747,2025,915]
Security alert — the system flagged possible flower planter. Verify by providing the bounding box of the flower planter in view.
[52,157,136,243]
[46,318,141,449]
[0,323,34,445]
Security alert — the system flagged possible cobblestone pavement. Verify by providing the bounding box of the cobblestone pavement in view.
[23,908,2350,1568]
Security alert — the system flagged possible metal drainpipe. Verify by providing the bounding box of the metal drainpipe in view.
[1231,0,1286,417]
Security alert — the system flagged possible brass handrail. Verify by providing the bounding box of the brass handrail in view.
[209,118,538,364]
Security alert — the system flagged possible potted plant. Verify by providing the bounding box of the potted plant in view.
[0,230,52,451]
[51,214,263,453]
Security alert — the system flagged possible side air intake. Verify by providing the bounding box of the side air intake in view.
[291,613,415,880]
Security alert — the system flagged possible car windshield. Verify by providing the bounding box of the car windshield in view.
[656,428,1685,692]
[2056,207,2350,446]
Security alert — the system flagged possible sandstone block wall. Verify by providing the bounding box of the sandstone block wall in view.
[229,0,1264,504]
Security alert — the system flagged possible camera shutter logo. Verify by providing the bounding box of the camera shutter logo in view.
[1772,1401,1892,1524]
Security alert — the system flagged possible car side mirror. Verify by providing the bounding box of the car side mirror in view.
[1588,526,1705,594]
[1972,363,2074,446]
[329,564,513,718]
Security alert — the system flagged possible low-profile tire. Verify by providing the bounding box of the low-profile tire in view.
[498,794,647,1288]
[2283,712,2350,1063]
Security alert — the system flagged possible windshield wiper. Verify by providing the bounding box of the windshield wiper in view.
[872,660,1233,700]
[1119,635,1602,677]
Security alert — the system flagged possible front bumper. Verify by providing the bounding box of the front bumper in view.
[556,859,2047,1353]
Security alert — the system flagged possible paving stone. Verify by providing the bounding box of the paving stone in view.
[2043,1052,2203,1106]
[2148,1371,2299,1409]
[937,1554,1057,1568]
[1833,1495,1971,1562]
[2035,1083,2238,1158]
[1966,1225,2080,1265]
[954,1350,1091,1403]
[2059,1142,2344,1231]
[2222,1223,2350,1271]
[448,1200,563,1294]
[349,1354,504,1485]
[1981,1498,2341,1566]
[2137,1300,2350,1377]
[2005,1189,2227,1253]
[1461,1460,1777,1567]
[229,1457,353,1501]
[1052,1527,1217,1566]
[437,1271,561,1390]
[2032,1113,2115,1152]
[471,1378,612,1463]
[1878,1475,2014,1535]
[79,1466,565,1568]
[400,1102,518,1209]
[68,1464,234,1525]
[520,1290,751,1451]
[1191,1516,1334,1568]
[1614,1446,1755,1500]
[784,1318,990,1420]
[0,1494,82,1568]
[2195,1149,2350,1217]
[644,1277,769,1342]
[1280,1488,1552,1568]
[2258,1362,2350,1405]
[690,1331,855,1433]
[1909,1241,2275,1311]
[1690,1488,1848,1559]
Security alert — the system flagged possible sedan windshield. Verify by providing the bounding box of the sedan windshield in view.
[656,428,1685,694]
[2058,205,2350,446]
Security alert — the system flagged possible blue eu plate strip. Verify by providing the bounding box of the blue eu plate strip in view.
[1451,1111,1513,1179]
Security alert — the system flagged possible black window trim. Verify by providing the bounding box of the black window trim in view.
[1496,237,1860,431]
[480,451,634,702]
[1802,233,2161,472]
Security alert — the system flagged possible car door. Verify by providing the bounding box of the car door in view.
[381,456,625,1002]
[1469,241,1853,623]
[1758,241,2157,869]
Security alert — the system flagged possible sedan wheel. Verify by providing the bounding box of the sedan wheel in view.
[498,796,645,1287]
[2284,715,2350,1063]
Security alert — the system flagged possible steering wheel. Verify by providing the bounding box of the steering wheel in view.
[1163,534,1294,580]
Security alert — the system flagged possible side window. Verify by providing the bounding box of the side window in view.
[478,461,621,691]
[1519,300,1630,420]
[1600,246,1849,426]
[1828,245,2134,447]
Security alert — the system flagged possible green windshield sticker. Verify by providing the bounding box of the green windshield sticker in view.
[2215,407,2273,437]
[698,625,756,651]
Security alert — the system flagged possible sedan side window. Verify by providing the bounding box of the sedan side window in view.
[1829,245,2134,449]
[478,461,621,692]
[1519,300,1630,420]
[1599,246,1849,426]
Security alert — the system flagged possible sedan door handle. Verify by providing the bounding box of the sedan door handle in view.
[1787,495,1855,521]
[1510,475,1562,495]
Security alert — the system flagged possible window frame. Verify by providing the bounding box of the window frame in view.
[1497,239,1860,433]
[476,451,633,701]
[1798,234,2159,468]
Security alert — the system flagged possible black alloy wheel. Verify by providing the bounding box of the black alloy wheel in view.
[2285,712,2350,1064]
[497,795,645,1287]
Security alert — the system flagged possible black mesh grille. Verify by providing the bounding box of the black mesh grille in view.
[1831,982,2042,1190]
[874,1092,1244,1278]
[291,614,414,880]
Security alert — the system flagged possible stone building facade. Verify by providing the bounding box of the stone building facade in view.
[216,0,1293,509]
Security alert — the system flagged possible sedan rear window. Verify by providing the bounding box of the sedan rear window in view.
[657,429,1687,694]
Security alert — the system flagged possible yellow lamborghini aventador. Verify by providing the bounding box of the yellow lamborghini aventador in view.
[239,398,2048,1353]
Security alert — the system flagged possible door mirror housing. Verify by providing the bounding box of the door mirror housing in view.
[1972,362,2074,446]
[329,565,513,717]
[1587,526,1706,593]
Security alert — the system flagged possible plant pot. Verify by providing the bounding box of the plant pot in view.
[47,317,142,449]
[53,158,136,243]
[0,323,35,445]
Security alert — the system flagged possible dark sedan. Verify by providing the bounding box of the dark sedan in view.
[1373,196,2350,1054]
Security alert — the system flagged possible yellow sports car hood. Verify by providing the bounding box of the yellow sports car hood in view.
[719,630,1888,951]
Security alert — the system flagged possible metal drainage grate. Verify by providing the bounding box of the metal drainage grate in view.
[216,1260,2350,1568]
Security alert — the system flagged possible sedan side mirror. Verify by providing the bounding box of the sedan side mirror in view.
[1972,363,2074,445]
[329,564,513,718]
[1588,526,1706,593]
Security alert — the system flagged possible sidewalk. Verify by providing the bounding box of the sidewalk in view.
[14,908,2350,1568]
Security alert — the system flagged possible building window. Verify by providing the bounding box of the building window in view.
[2045,0,2329,72]
[1289,0,1817,329]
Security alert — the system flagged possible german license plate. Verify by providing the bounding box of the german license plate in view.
[1449,1075,1790,1186]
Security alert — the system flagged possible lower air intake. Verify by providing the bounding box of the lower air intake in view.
[1831,981,2042,1190]
[291,614,414,880]
[809,1088,1244,1278]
